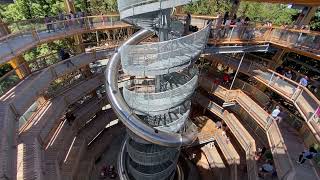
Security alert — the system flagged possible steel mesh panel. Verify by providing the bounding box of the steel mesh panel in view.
[126,138,179,166]
[123,69,198,113]
[121,25,210,76]
[118,0,195,11]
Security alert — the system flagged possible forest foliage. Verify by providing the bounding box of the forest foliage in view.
[183,0,299,25]
[0,0,318,66]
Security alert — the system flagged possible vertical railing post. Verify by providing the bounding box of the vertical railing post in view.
[111,16,113,26]
[230,53,245,90]
[292,85,303,102]
[248,62,253,73]
[295,32,302,47]
[308,108,318,122]
[267,72,275,86]
[229,27,235,41]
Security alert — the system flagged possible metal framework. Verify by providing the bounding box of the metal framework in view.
[105,0,209,179]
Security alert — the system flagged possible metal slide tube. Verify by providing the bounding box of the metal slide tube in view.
[105,29,196,147]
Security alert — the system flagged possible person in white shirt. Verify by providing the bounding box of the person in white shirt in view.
[216,121,222,129]
[267,106,281,125]
[271,106,281,118]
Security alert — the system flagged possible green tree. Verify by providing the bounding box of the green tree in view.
[183,0,231,16]
[87,0,118,14]
[238,2,298,25]
[0,0,64,22]
[310,9,320,31]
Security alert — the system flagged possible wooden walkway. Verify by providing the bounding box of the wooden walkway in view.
[0,46,115,179]
[208,55,320,144]
[194,116,217,145]
[195,93,259,180]
[194,116,240,180]
[198,74,320,180]
[0,16,130,64]
[16,74,106,180]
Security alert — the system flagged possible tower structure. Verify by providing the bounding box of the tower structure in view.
[105,0,210,179]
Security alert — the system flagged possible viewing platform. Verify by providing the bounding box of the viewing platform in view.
[0,2,319,179]
[198,72,319,180]
[206,54,320,144]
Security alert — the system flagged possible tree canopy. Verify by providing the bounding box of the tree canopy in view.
[310,9,320,31]
[183,0,299,25]
[237,2,298,25]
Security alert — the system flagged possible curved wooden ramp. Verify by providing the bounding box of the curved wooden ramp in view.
[208,54,320,144]
[194,116,240,180]
[201,143,227,180]
[0,15,129,64]
[196,94,259,180]
[198,78,296,180]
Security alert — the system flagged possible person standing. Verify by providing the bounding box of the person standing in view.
[69,11,75,27]
[299,76,308,87]
[292,76,308,99]
[184,13,191,35]
[45,15,52,33]
[275,65,285,75]
[58,11,65,30]
[223,12,229,25]
[59,48,66,61]
[284,70,293,79]
[76,11,83,27]
[268,106,281,125]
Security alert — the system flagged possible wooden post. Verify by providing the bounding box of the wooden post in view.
[297,6,318,26]
[64,0,76,13]
[230,0,241,18]
[268,49,286,70]
[8,57,31,79]
[1,18,31,79]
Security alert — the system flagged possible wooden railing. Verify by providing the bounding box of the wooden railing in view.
[208,54,320,142]
[199,74,296,180]
[0,43,119,98]
[0,15,129,63]
[195,93,258,180]
[179,15,320,57]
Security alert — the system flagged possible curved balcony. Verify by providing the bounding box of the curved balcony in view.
[121,24,210,76]
[208,54,320,143]
[0,47,117,179]
[127,155,177,180]
[199,74,299,180]
[123,68,198,114]
[0,15,129,64]
[126,138,179,166]
[118,0,195,19]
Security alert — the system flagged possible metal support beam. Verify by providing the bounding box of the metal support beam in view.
[297,6,318,26]
[230,53,245,90]
[204,44,269,54]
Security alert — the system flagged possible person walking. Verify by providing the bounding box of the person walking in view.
[45,15,53,33]
[223,12,229,25]
[59,48,66,61]
[184,13,191,35]
[297,147,317,164]
[292,76,309,100]
[58,11,65,30]
[267,106,281,126]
